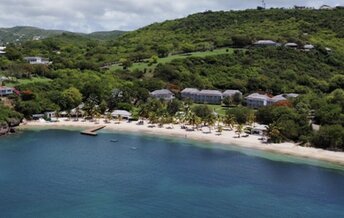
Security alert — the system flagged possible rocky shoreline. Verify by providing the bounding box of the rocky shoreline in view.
[0,118,21,136]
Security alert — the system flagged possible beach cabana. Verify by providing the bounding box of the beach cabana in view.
[251,124,268,135]
[111,110,132,119]
[32,114,44,120]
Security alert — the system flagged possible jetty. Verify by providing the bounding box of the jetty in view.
[80,126,106,136]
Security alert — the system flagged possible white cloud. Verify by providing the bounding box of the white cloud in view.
[0,0,342,33]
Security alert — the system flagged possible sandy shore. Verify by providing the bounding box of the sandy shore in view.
[19,119,344,166]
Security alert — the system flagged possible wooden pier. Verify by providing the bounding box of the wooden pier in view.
[80,126,106,136]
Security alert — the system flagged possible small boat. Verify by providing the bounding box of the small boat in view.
[110,139,119,143]
[131,147,137,150]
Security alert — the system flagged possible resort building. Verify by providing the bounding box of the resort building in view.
[195,90,223,104]
[24,56,52,65]
[181,88,223,104]
[0,86,14,96]
[181,88,200,100]
[246,93,299,108]
[245,93,270,108]
[223,90,242,98]
[150,89,175,101]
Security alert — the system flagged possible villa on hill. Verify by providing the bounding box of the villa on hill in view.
[253,40,280,47]
[0,46,6,55]
[24,56,52,65]
[284,42,298,49]
[0,86,15,96]
[150,89,175,101]
[303,44,315,51]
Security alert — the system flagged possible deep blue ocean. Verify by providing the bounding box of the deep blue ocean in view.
[0,129,344,218]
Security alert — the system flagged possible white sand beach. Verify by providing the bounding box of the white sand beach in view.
[20,119,344,166]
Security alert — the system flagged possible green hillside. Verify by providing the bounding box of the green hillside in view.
[115,9,344,57]
[0,26,67,43]
[1,8,344,148]
[0,26,126,44]
[88,30,127,40]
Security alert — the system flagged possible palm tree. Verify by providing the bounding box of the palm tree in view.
[75,107,80,121]
[235,124,244,138]
[174,112,183,124]
[217,125,223,135]
[95,112,102,124]
[106,113,112,123]
[190,113,197,127]
[138,104,150,119]
[205,114,216,131]
[266,122,283,143]
[247,112,256,127]
[216,114,222,127]
[67,110,72,121]
[223,114,236,130]
[148,112,158,124]
[55,110,61,122]
[118,115,123,122]
[194,116,202,130]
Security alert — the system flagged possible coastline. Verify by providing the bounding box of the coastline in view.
[18,119,344,167]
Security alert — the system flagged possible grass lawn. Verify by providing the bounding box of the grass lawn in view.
[4,77,52,88]
[192,103,228,116]
[109,47,236,72]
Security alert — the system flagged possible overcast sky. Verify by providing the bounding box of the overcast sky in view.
[0,0,342,33]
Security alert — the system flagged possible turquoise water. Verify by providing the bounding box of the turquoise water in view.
[1,130,344,218]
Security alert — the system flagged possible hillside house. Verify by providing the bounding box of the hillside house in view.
[294,5,306,10]
[304,44,315,51]
[24,56,52,65]
[284,42,298,49]
[278,93,299,98]
[150,89,175,101]
[0,86,14,96]
[0,46,6,55]
[253,40,279,47]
